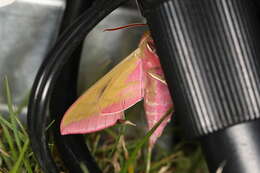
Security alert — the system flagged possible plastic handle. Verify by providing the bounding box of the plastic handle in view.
[140,0,260,138]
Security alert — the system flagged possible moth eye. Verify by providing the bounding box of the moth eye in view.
[146,42,156,54]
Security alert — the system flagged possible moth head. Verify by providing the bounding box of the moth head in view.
[139,32,156,54]
[140,32,161,70]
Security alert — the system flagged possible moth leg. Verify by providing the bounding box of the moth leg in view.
[117,112,136,126]
[117,119,136,126]
[147,71,167,85]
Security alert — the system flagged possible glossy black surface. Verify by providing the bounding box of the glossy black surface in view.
[139,0,260,172]
[50,1,98,173]
[140,0,260,138]
[202,119,260,173]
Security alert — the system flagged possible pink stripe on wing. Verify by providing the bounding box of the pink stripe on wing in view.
[61,113,123,135]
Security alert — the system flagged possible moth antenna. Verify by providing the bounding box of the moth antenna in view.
[104,23,147,32]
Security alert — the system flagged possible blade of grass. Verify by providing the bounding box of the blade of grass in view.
[9,138,29,173]
[0,119,32,173]
[92,134,101,155]
[14,92,29,116]
[96,140,137,154]
[0,115,12,129]
[120,108,173,173]
[104,128,118,139]
[13,92,29,137]
[4,77,22,150]
[151,152,182,171]
[0,115,26,141]
[0,140,12,169]
[109,124,126,158]
[3,78,33,173]
[22,157,33,173]
[145,146,152,173]
[1,124,17,160]
[13,116,27,137]
[216,161,226,173]
[80,162,90,173]
[45,120,55,132]
[0,146,10,158]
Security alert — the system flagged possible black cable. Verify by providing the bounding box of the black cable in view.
[27,0,127,172]
[50,1,97,173]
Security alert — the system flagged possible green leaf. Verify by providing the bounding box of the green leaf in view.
[10,139,30,173]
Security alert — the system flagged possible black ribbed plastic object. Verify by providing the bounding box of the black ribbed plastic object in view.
[139,0,260,138]
[139,0,260,172]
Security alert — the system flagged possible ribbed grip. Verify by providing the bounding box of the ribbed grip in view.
[140,0,260,137]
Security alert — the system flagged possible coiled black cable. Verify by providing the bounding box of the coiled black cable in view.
[49,1,96,173]
[27,0,127,172]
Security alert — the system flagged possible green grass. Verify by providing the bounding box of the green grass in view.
[0,77,41,173]
[85,106,209,173]
[0,78,209,173]
[85,126,208,173]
